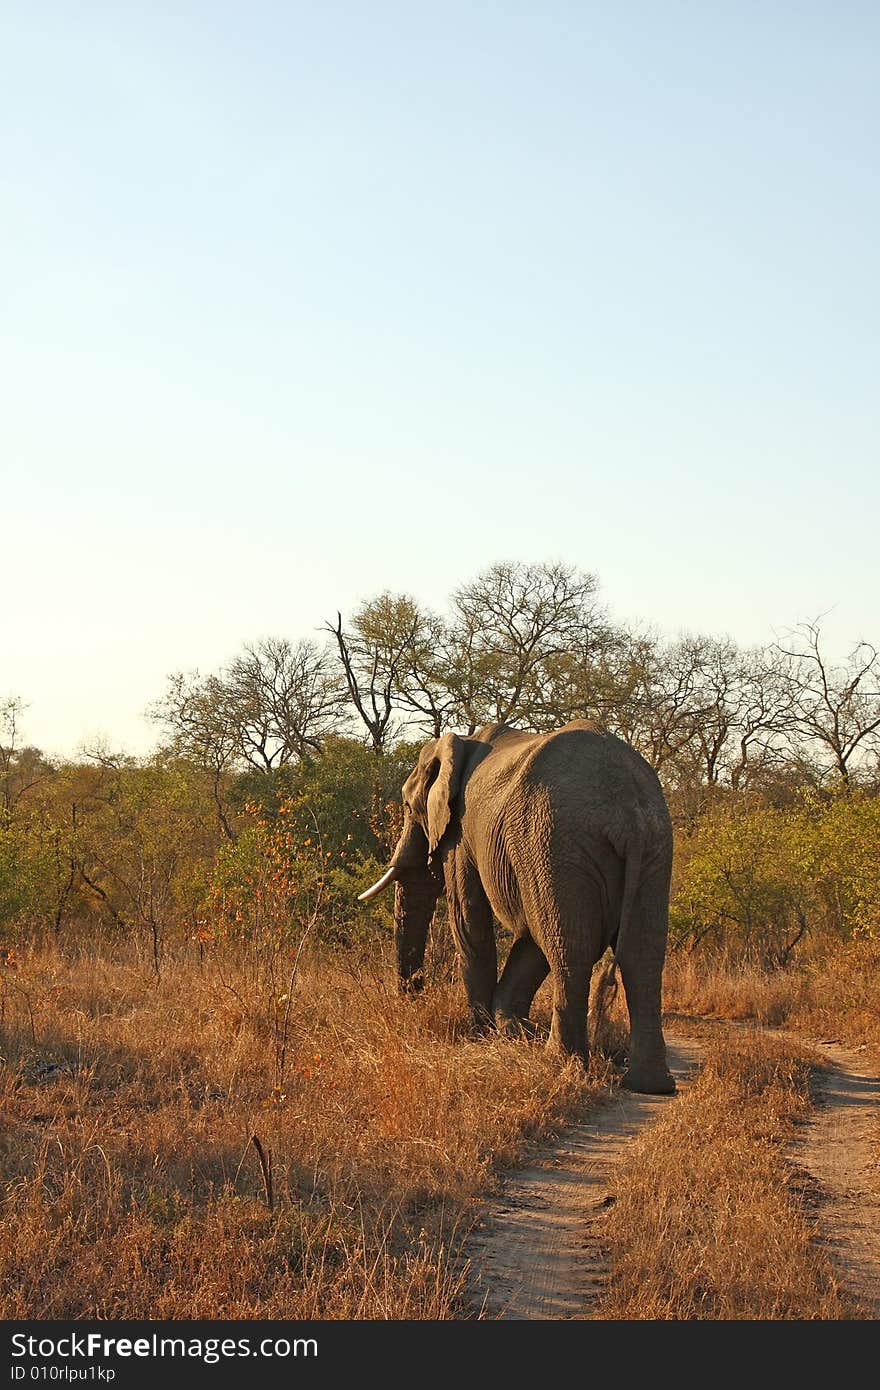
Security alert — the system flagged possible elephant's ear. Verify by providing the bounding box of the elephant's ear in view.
[425,732,466,856]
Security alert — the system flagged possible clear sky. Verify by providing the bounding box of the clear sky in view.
[3,2,878,758]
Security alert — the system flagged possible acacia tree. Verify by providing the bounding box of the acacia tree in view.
[444,561,610,731]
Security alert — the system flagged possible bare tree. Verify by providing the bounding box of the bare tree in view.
[445,561,609,730]
[326,611,400,754]
[591,633,797,802]
[603,633,709,777]
[667,637,792,791]
[773,620,880,785]
[726,647,795,791]
[152,639,346,824]
[149,673,240,840]
[349,593,459,740]
[226,638,346,764]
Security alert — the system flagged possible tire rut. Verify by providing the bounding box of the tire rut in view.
[464,1037,703,1319]
[793,1039,880,1318]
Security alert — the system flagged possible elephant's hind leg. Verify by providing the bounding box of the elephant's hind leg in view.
[545,959,592,1064]
[538,919,595,1065]
[519,874,600,1065]
[492,935,549,1036]
[617,876,675,1095]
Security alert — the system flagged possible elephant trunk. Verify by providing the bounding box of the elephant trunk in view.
[394,875,441,993]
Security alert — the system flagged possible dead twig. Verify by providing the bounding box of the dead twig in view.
[251,1133,274,1211]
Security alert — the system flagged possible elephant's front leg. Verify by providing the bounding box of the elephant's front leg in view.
[445,854,497,1032]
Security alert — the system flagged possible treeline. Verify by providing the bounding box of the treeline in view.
[151,561,880,817]
[2,562,879,966]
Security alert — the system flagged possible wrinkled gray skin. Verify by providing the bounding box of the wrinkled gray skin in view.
[375,720,675,1095]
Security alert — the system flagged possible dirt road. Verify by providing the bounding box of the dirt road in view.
[464,1029,879,1319]
[795,1039,880,1318]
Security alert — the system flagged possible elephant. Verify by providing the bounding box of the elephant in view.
[359,719,675,1095]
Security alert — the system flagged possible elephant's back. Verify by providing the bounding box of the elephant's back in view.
[461,721,670,857]
[460,724,670,932]
[508,722,671,846]
[528,722,663,790]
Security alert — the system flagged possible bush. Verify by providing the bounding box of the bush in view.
[672,792,880,965]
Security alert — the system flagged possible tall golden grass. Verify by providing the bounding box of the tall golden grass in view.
[0,941,606,1318]
[597,1032,851,1319]
[662,940,880,1047]
[3,936,875,1318]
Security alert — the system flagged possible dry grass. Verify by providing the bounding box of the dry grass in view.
[596,1032,850,1319]
[4,938,873,1319]
[0,941,608,1318]
[663,940,880,1049]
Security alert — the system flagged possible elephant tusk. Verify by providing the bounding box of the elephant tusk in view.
[357,864,400,901]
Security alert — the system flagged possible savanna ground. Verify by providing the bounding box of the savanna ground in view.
[2,934,878,1320]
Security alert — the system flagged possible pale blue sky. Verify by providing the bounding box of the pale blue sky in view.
[3,2,878,756]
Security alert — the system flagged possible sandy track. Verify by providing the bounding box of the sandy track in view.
[794,1039,880,1318]
[464,1038,704,1318]
[464,1027,880,1319]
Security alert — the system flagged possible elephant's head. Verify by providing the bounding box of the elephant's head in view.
[358,733,469,991]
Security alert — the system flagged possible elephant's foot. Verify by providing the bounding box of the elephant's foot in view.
[397,972,424,995]
[546,1002,589,1068]
[494,1010,539,1040]
[621,1063,676,1095]
[467,1006,495,1037]
[545,1032,589,1070]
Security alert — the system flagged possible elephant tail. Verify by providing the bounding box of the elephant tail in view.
[592,816,646,1033]
[597,813,646,997]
